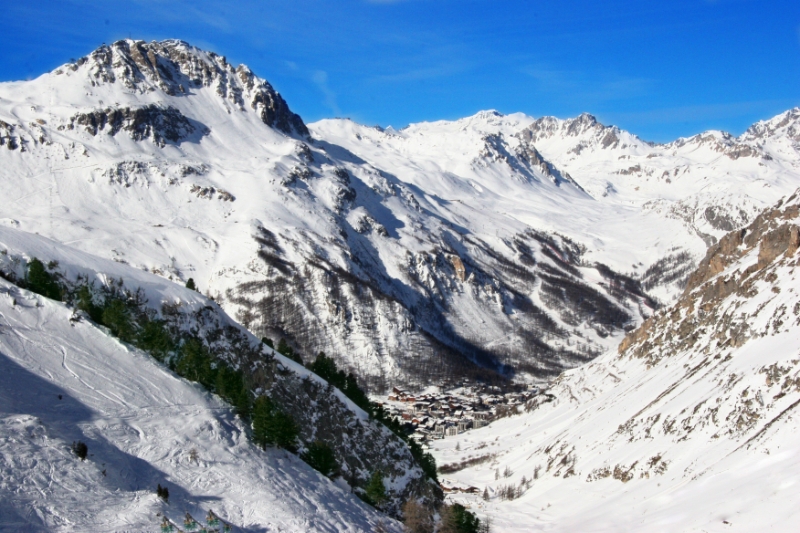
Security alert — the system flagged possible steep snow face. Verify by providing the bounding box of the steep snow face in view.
[430,192,800,532]
[0,270,401,530]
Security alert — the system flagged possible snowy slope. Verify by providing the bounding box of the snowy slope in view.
[1,38,799,388]
[0,272,401,530]
[312,108,800,304]
[430,191,800,532]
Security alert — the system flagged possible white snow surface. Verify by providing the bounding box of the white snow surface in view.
[0,226,400,533]
[430,195,800,532]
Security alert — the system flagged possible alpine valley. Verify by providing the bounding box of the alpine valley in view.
[1,39,800,532]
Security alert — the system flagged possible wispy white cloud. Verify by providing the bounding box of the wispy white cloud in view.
[521,66,652,102]
[312,70,341,116]
[373,63,466,83]
[606,99,798,133]
[125,0,234,33]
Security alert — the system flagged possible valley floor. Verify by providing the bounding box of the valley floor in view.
[434,408,800,532]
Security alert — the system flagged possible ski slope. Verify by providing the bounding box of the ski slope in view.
[0,228,401,533]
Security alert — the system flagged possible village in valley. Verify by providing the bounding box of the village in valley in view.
[376,384,544,445]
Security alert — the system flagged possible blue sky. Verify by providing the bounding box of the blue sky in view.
[1,0,798,141]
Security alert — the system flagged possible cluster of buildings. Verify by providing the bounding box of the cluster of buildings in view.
[378,384,540,443]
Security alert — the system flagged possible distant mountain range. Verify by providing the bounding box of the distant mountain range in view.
[1,38,799,390]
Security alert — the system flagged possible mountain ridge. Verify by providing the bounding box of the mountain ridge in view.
[0,38,798,390]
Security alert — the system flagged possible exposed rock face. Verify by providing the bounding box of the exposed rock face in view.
[449,255,466,282]
[518,113,625,150]
[669,131,766,160]
[619,190,800,361]
[0,120,19,150]
[743,107,800,145]
[72,39,308,136]
[68,104,204,147]
[703,205,749,232]
[684,195,800,296]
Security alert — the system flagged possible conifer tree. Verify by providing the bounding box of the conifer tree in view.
[71,440,88,461]
[26,258,62,300]
[364,470,387,508]
[101,299,135,342]
[252,395,298,451]
[252,396,272,450]
[276,338,303,365]
[75,284,102,321]
[301,441,338,477]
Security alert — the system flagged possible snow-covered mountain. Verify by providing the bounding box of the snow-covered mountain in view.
[431,190,800,531]
[0,225,444,532]
[1,38,799,389]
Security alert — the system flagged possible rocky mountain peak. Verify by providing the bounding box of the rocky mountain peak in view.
[742,107,800,144]
[518,112,624,150]
[60,39,308,136]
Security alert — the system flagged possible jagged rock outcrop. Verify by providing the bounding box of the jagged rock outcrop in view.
[669,131,766,160]
[0,120,20,150]
[518,113,627,150]
[67,104,204,147]
[742,107,800,145]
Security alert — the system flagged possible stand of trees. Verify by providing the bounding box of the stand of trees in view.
[301,441,338,477]
[252,396,299,451]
